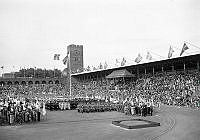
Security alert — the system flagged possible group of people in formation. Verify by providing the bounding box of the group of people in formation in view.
[77,101,116,113]
[45,100,71,111]
[0,97,47,125]
[121,99,155,117]
[58,101,71,110]
[75,96,156,117]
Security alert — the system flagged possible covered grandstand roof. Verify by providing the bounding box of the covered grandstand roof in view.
[106,69,134,79]
[71,54,200,78]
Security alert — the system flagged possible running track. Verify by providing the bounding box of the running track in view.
[0,105,199,140]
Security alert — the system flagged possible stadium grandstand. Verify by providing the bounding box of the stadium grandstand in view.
[71,53,200,108]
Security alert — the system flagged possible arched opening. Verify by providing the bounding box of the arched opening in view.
[42,81,47,84]
[48,81,53,84]
[14,81,19,85]
[55,80,59,84]
[7,81,12,85]
[0,81,5,86]
[28,81,33,85]
[21,81,26,85]
[35,81,40,84]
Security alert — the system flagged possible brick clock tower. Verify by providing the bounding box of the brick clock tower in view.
[67,44,84,73]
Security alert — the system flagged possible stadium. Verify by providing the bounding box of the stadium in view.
[0,43,200,140]
[1,0,200,139]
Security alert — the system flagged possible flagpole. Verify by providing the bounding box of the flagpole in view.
[24,67,25,78]
[69,49,72,98]
[44,68,46,78]
[12,66,15,78]
[1,66,4,77]
[184,41,200,50]
[34,67,36,78]
[54,67,55,78]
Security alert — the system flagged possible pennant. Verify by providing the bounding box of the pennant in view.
[63,55,68,65]
[180,43,189,56]
[57,54,60,60]
[98,63,103,69]
[115,59,120,66]
[54,54,57,60]
[87,66,91,71]
[168,46,174,58]
[93,66,97,71]
[135,53,143,63]
[146,52,152,60]
[121,57,126,66]
[54,54,60,60]
[104,62,108,69]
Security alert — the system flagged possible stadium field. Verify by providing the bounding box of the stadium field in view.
[0,105,199,140]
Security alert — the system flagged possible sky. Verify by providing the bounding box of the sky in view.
[0,0,200,75]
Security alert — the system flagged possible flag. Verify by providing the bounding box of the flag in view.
[146,52,152,60]
[84,68,87,71]
[135,53,143,63]
[54,54,60,60]
[115,59,120,67]
[87,66,91,71]
[121,57,126,66]
[98,63,103,69]
[180,43,189,56]
[93,66,97,71]
[104,62,108,69]
[57,54,60,60]
[54,54,56,60]
[63,55,68,65]
[168,46,174,58]
[63,51,70,67]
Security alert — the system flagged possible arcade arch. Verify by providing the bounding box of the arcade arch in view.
[42,81,47,84]
[14,81,19,85]
[7,81,12,85]
[0,81,5,86]
[21,81,26,85]
[55,80,59,84]
[28,81,33,85]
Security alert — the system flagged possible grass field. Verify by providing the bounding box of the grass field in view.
[0,105,199,140]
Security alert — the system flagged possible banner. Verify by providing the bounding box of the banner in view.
[180,43,189,56]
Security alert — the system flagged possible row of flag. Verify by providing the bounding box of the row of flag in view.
[55,42,190,72]
[134,42,189,63]
[53,53,69,65]
[168,43,189,59]
[133,51,153,63]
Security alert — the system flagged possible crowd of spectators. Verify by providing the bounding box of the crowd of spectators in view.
[72,78,108,99]
[134,70,200,108]
[72,70,200,108]
[0,84,67,98]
